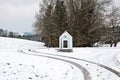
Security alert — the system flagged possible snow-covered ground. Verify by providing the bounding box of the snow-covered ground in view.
[33,47,120,71]
[0,37,82,80]
[0,37,120,80]
[0,37,45,49]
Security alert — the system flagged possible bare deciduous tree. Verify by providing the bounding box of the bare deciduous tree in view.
[34,0,120,47]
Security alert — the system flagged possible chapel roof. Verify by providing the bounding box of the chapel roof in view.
[60,31,72,39]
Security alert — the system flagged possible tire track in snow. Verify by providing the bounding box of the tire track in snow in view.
[91,51,120,69]
[20,50,91,80]
[31,50,120,77]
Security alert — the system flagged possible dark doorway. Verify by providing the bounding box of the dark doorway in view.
[63,40,68,48]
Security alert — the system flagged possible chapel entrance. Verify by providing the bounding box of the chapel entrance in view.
[63,40,68,48]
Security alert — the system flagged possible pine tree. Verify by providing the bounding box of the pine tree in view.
[48,0,68,47]
[54,0,68,34]
[34,0,68,47]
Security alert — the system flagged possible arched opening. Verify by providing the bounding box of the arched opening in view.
[63,40,68,48]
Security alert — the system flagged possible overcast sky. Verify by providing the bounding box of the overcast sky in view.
[113,0,120,7]
[0,0,40,33]
[0,0,120,33]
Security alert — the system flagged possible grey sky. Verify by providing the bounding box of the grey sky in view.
[0,0,40,33]
[114,0,120,7]
[0,0,119,33]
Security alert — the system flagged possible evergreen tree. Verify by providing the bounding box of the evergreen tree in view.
[50,0,68,47]
[54,0,68,34]
[34,0,68,47]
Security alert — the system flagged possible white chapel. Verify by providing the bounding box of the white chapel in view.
[59,31,73,52]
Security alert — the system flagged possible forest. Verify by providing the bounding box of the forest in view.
[34,0,120,47]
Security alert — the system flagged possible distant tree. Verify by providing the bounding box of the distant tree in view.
[0,29,8,37]
[0,29,4,36]
[8,32,14,37]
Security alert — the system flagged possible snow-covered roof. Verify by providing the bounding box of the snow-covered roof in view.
[60,31,72,39]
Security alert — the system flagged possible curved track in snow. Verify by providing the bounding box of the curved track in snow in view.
[20,50,91,80]
[30,50,120,78]
[90,50,120,70]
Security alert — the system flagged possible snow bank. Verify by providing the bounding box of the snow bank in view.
[0,37,45,49]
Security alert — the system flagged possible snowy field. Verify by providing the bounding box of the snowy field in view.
[0,37,120,80]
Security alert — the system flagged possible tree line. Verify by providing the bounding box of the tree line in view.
[34,0,120,47]
[0,29,20,37]
[0,29,42,42]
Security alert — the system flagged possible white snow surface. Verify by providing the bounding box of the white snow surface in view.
[0,37,82,80]
[0,37,120,80]
[0,37,45,49]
